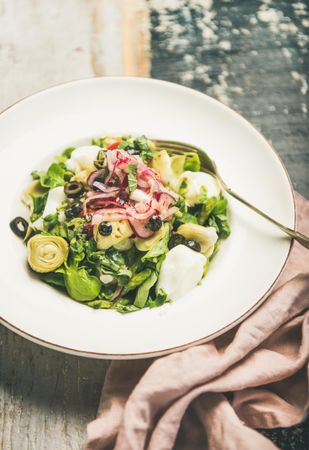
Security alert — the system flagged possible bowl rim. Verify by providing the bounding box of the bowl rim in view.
[0,76,296,359]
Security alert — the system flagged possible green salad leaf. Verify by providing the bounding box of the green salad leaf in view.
[173,198,198,227]
[89,247,132,286]
[92,137,107,148]
[147,289,168,308]
[113,299,140,314]
[43,213,59,231]
[55,147,76,164]
[142,223,170,262]
[69,237,86,264]
[118,135,134,150]
[122,269,152,295]
[66,218,86,240]
[134,135,154,162]
[134,271,157,308]
[128,163,137,193]
[40,163,73,188]
[40,270,65,288]
[31,170,44,180]
[30,193,48,222]
[207,195,230,239]
[199,185,208,203]
[193,196,217,226]
[64,266,101,301]
[87,299,112,309]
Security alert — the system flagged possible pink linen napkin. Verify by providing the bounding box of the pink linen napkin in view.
[86,192,309,450]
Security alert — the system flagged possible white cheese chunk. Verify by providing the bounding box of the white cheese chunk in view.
[43,186,66,217]
[157,244,206,301]
[180,171,221,206]
[66,145,101,173]
[31,186,65,230]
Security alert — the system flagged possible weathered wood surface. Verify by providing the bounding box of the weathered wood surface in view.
[0,0,308,449]
[0,0,149,110]
[0,1,149,449]
[150,0,309,198]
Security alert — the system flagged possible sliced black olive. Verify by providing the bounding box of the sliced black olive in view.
[83,223,94,239]
[168,233,185,250]
[98,222,113,236]
[94,159,105,169]
[94,150,106,169]
[10,217,29,238]
[64,181,84,198]
[184,239,201,252]
[65,202,83,219]
[148,215,162,232]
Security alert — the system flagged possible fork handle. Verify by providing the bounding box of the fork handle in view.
[226,188,309,249]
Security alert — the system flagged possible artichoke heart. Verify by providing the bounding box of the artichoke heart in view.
[71,165,95,185]
[28,234,69,273]
[177,223,218,257]
[152,150,184,190]
[94,220,133,250]
[135,224,167,252]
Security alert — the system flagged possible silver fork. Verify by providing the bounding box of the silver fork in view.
[153,139,309,249]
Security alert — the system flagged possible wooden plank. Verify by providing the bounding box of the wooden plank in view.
[122,0,150,77]
[0,1,150,449]
[150,0,309,197]
[0,0,150,112]
[0,327,109,450]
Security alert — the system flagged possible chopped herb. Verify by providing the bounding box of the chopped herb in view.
[30,193,48,222]
[128,163,137,192]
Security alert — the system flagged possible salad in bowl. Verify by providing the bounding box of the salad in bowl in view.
[10,135,230,313]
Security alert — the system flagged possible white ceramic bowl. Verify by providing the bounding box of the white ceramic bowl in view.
[0,77,294,358]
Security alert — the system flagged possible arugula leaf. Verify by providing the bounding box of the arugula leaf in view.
[41,213,67,237]
[40,270,65,288]
[178,179,188,197]
[212,196,228,215]
[184,152,200,172]
[147,289,168,308]
[113,298,140,314]
[128,163,137,193]
[66,218,86,240]
[173,198,198,227]
[55,147,76,164]
[118,135,135,150]
[30,193,48,222]
[31,170,44,180]
[142,223,170,262]
[122,269,152,295]
[193,197,217,226]
[40,163,72,188]
[134,271,157,308]
[69,237,86,264]
[134,135,154,162]
[92,137,106,148]
[43,213,59,231]
[89,248,132,285]
[87,299,112,309]
[207,195,231,239]
[64,266,101,301]
[199,185,208,203]
[106,247,126,266]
